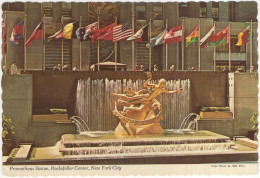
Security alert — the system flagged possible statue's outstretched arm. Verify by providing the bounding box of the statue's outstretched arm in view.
[112,93,148,101]
[163,88,183,94]
[111,93,128,98]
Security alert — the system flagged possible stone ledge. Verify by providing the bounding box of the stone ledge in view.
[199,111,233,120]
[32,114,69,122]
[13,144,32,161]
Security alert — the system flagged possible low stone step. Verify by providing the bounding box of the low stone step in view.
[236,138,258,149]
[2,156,9,165]
[13,144,32,161]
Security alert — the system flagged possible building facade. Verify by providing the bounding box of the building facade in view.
[2,1,258,72]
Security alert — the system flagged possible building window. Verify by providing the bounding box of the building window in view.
[62,2,72,17]
[7,2,24,11]
[45,37,72,70]
[154,4,163,20]
[179,3,188,17]
[212,2,219,21]
[136,3,146,19]
[42,2,52,17]
[216,36,246,53]
[199,2,207,18]
[229,2,236,22]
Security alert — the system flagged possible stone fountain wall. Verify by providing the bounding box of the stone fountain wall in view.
[32,71,228,114]
[75,78,190,131]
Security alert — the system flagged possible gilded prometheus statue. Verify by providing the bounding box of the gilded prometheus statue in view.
[111,72,183,135]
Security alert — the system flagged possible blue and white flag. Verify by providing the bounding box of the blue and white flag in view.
[146,29,168,48]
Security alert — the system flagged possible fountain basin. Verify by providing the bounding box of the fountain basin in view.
[11,130,258,165]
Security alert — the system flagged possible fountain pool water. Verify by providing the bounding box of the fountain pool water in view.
[58,130,234,158]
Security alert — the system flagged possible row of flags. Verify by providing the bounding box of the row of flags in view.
[3,19,251,52]
[186,24,250,47]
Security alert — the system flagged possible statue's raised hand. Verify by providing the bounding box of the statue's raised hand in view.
[145,72,152,79]
[177,88,183,93]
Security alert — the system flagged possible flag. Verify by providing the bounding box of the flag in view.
[236,25,250,46]
[208,27,229,46]
[113,22,132,42]
[163,25,182,44]
[56,22,79,39]
[200,26,215,48]
[146,29,167,48]
[43,26,63,45]
[76,22,98,41]
[2,18,7,54]
[76,27,85,41]
[84,22,98,40]
[127,24,149,42]
[25,22,43,47]
[10,20,24,45]
[91,23,115,43]
[185,26,199,47]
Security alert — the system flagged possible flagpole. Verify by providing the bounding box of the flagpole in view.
[198,20,201,71]
[79,16,82,71]
[228,22,231,72]
[43,15,46,71]
[24,14,27,71]
[250,20,253,73]
[182,20,184,71]
[149,19,152,71]
[4,11,7,68]
[61,16,64,72]
[132,14,135,71]
[166,19,168,71]
[97,17,100,71]
[115,17,117,71]
[213,21,216,71]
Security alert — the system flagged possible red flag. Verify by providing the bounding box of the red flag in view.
[91,23,115,43]
[163,25,182,44]
[208,27,229,46]
[10,20,24,45]
[25,22,43,47]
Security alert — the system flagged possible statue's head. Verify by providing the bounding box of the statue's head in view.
[158,79,166,87]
